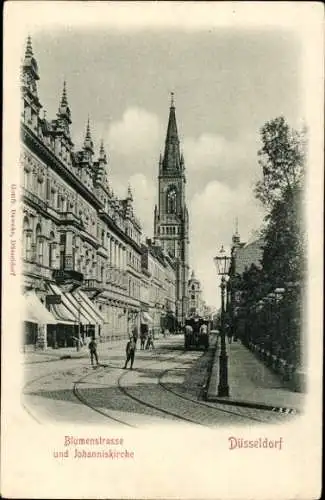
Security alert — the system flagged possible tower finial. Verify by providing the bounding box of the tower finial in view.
[99,138,105,156]
[83,116,94,152]
[60,80,68,107]
[232,217,241,246]
[127,183,133,202]
[25,35,33,59]
[170,91,175,108]
[86,116,91,139]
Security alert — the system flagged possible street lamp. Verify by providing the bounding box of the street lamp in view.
[213,245,231,397]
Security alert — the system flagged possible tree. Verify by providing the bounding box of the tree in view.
[255,116,305,209]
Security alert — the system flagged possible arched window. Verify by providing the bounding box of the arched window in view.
[49,231,56,268]
[24,168,30,190]
[167,188,177,214]
[35,224,43,265]
[23,216,32,260]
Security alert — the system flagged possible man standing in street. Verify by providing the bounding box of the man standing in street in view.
[88,336,99,367]
[124,336,136,370]
[132,324,139,346]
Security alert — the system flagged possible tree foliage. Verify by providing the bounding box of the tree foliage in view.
[255,116,306,209]
[255,116,306,288]
[231,117,306,368]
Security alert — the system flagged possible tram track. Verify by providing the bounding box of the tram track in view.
[23,343,285,426]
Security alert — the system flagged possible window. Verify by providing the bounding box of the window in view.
[36,224,43,265]
[23,217,32,260]
[191,294,195,300]
[49,231,56,268]
[37,179,43,199]
[167,189,177,214]
[60,233,66,269]
[24,169,30,190]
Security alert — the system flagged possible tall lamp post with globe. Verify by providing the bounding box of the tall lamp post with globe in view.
[213,245,231,397]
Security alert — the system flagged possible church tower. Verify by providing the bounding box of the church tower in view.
[154,94,189,324]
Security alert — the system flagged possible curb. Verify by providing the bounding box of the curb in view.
[206,395,299,414]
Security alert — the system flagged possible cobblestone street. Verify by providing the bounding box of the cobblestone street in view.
[23,335,294,427]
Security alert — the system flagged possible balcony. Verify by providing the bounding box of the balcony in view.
[83,279,104,292]
[53,269,84,285]
[58,211,84,229]
[23,260,52,280]
[22,187,47,212]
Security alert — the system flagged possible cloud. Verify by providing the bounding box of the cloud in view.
[189,180,265,308]
[183,131,261,190]
[128,173,156,239]
[103,109,265,308]
[107,107,163,157]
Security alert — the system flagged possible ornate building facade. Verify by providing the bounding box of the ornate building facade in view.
[188,270,207,317]
[21,37,149,348]
[153,95,190,324]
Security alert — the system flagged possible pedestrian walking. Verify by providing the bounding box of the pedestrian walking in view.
[88,336,99,367]
[124,336,136,369]
[145,331,154,350]
[132,325,139,346]
[140,333,146,350]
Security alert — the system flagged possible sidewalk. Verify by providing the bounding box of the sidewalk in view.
[21,335,165,365]
[21,338,129,364]
[207,340,305,413]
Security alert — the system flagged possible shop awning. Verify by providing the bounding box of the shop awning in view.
[50,303,77,325]
[141,312,153,324]
[24,292,57,324]
[48,284,98,325]
[73,290,105,325]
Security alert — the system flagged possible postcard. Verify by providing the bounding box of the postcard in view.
[1,2,323,499]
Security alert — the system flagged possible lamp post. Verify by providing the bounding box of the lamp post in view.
[213,245,231,397]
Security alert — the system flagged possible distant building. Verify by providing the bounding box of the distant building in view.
[188,270,207,317]
[231,230,264,276]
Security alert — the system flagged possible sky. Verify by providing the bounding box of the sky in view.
[30,24,303,309]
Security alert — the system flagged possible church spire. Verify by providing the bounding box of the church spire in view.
[165,92,179,145]
[162,93,181,172]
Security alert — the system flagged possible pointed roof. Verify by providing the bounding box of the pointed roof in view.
[99,139,107,162]
[165,92,179,145]
[162,93,182,172]
[127,184,133,202]
[22,35,39,80]
[57,80,71,124]
[25,35,33,59]
[232,217,241,245]
[83,116,94,152]
[60,80,68,107]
